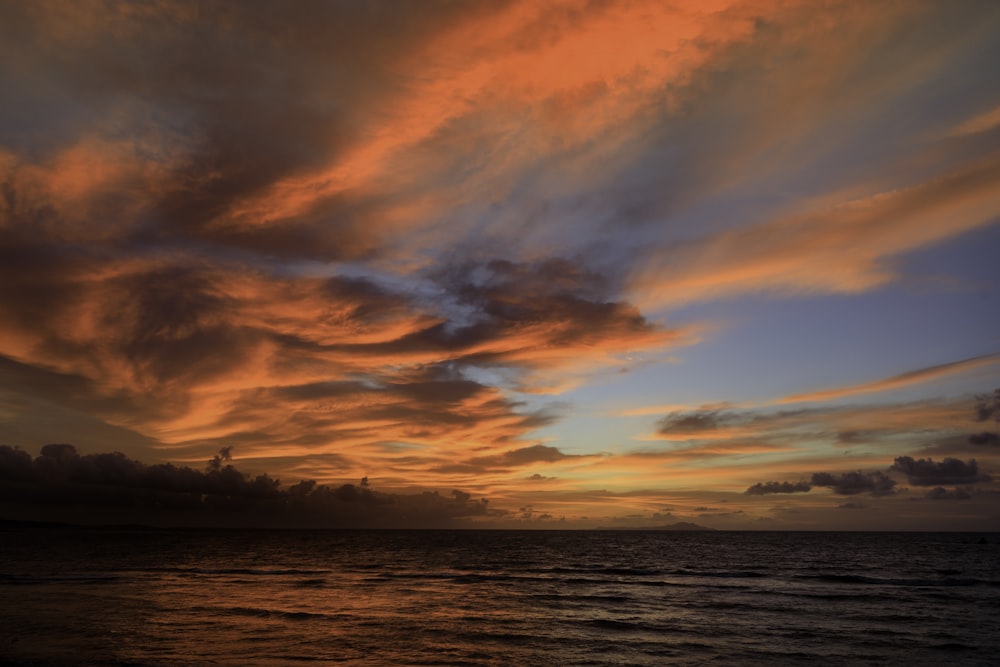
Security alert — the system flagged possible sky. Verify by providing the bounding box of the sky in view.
[1,0,999,530]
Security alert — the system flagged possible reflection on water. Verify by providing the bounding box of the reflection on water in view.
[2,529,998,665]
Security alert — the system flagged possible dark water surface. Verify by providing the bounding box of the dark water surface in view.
[1,529,998,666]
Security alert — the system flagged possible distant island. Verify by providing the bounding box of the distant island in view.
[598,521,716,531]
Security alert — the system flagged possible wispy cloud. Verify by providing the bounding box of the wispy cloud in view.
[948,103,1000,138]
[779,354,1000,404]
[629,157,1000,308]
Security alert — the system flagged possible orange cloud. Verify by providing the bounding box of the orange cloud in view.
[0,138,175,242]
[0,249,683,488]
[630,155,1000,308]
[780,353,1000,404]
[948,103,1000,138]
[220,0,765,232]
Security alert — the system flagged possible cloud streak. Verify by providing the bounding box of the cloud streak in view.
[630,157,1000,308]
[780,354,1000,405]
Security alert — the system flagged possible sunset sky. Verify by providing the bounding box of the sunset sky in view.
[1,0,999,529]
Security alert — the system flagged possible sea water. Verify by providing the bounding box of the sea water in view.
[1,528,998,666]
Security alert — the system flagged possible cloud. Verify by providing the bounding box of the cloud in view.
[779,355,1000,405]
[920,431,1000,457]
[629,442,796,464]
[622,1,1000,309]
[651,407,813,442]
[890,456,991,486]
[657,411,729,436]
[744,481,812,495]
[948,103,1000,138]
[629,156,1000,309]
[416,258,682,385]
[642,377,1000,474]
[810,471,897,496]
[837,502,867,510]
[924,486,973,501]
[745,468,901,498]
[0,0,791,270]
[974,388,1000,422]
[0,0,515,258]
[969,432,999,446]
[0,242,669,473]
[432,444,584,475]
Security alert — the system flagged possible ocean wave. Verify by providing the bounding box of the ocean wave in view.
[583,618,648,632]
[0,572,121,585]
[669,569,768,578]
[6,530,999,666]
[794,573,1000,587]
[131,566,332,576]
[292,577,328,588]
[193,605,333,621]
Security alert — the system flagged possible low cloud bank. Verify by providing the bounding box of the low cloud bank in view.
[744,456,993,498]
[744,481,811,495]
[891,456,991,486]
[745,470,897,497]
[810,471,897,496]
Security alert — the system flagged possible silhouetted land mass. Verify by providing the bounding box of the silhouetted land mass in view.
[651,521,716,531]
[0,443,489,529]
[598,521,715,531]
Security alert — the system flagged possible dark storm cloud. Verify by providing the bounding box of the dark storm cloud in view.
[810,471,897,496]
[744,481,812,495]
[890,456,991,486]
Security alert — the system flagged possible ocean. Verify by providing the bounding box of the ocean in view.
[1,528,998,666]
